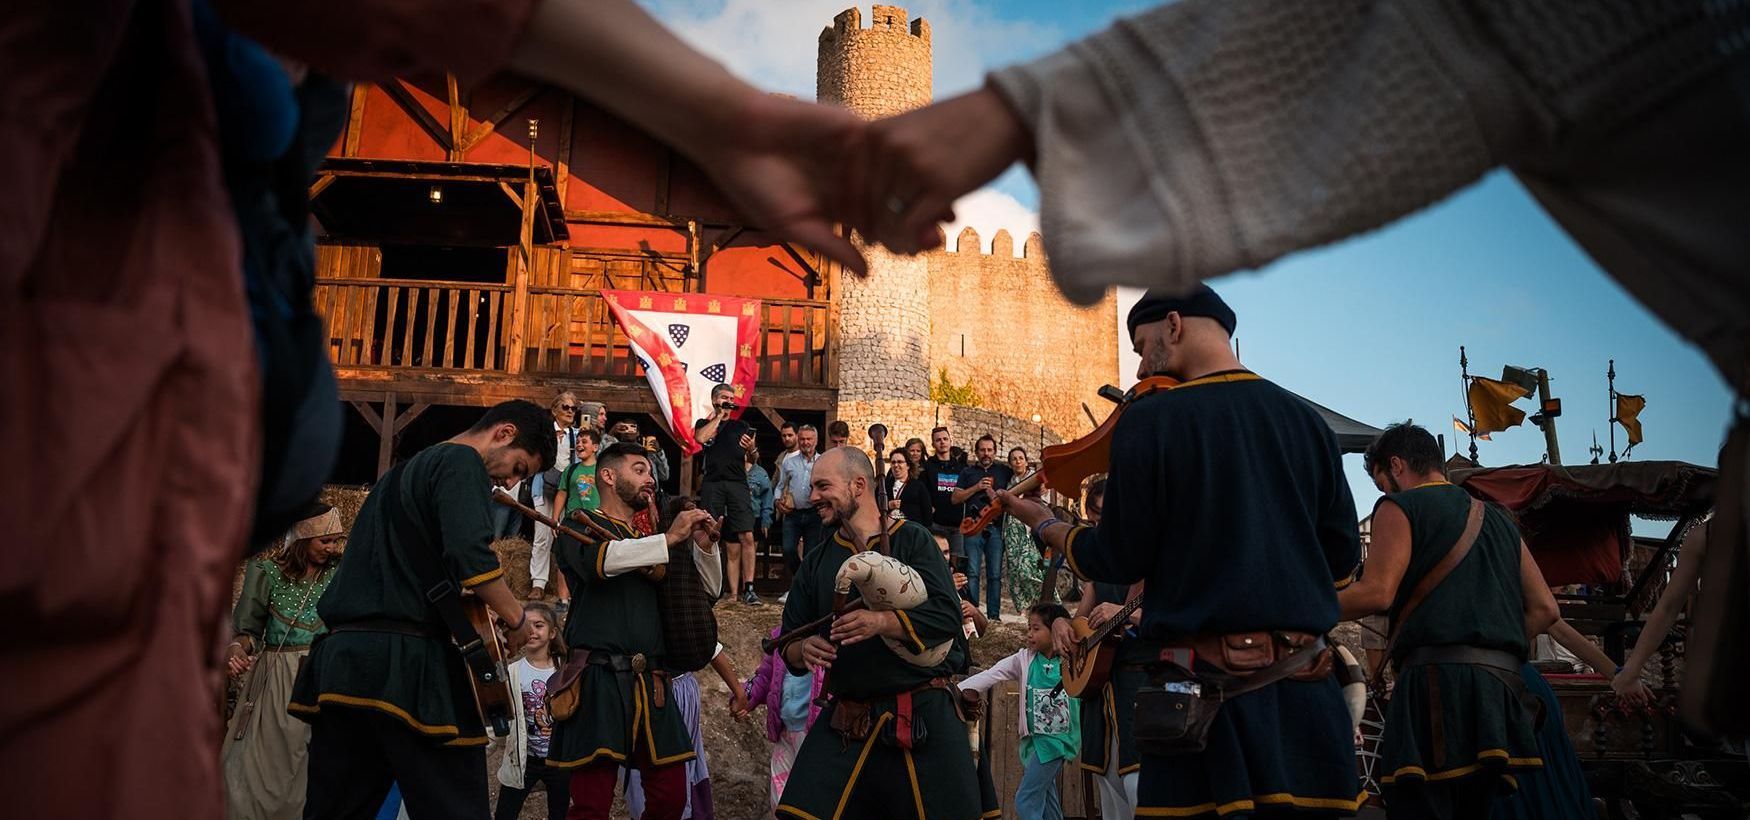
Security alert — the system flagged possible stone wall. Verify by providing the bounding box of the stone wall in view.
[927,228,1119,445]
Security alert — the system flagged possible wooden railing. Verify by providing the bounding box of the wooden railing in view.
[313,277,832,388]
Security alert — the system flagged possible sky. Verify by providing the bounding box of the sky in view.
[637,0,1733,527]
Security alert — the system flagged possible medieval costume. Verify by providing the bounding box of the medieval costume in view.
[288,443,509,817]
[222,507,342,820]
[949,623,1003,819]
[775,518,980,820]
[547,507,723,820]
[1076,582,1142,820]
[1059,370,1364,817]
[1374,482,1543,818]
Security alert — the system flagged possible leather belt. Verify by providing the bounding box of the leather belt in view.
[579,649,667,708]
[1398,645,1523,674]
[327,619,445,640]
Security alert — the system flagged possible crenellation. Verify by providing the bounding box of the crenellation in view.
[955,227,980,254]
[990,229,1014,258]
[1023,232,1045,258]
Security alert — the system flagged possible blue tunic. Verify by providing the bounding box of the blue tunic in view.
[1061,371,1364,816]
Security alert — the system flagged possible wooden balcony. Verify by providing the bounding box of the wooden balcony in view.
[314,276,835,410]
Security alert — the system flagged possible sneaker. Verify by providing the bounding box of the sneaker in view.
[742,586,761,606]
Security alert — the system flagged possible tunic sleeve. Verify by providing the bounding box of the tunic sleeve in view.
[1319,435,1363,588]
[213,0,539,84]
[986,0,1534,305]
[1061,414,1157,586]
[233,558,272,639]
[779,551,823,676]
[890,530,965,655]
[428,449,503,588]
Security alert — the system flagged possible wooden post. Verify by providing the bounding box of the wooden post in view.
[378,392,398,477]
[446,73,466,161]
[505,121,539,375]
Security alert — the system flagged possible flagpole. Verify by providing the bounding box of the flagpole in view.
[1607,359,1618,463]
[1460,346,1478,462]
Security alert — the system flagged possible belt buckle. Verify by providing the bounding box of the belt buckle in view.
[630,653,647,674]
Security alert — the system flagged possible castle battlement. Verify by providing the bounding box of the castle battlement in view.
[823,5,931,43]
[949,227,1048,259]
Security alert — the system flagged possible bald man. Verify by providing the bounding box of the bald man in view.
[774,448,979,820]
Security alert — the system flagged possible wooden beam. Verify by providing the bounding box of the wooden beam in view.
[446,74,466,161]
[458,85,545,154]
[379,80,454,153]
[377,392,399,477]
[331,370,837,412]
[498,181,524,210]
[778,242,823,290]
[563,209,688,228]
[309,173,337,199]
[395,402,430,434]
[504,179,538,374]
[555,98,574,208]
[752,404,790,430]
[350,399,385,435]
[343,82,370,157]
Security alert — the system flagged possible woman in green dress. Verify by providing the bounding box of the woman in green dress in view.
[222,503,346,820]
[1002,446,1046,609]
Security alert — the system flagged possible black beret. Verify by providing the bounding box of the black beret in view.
[1126,284,1236,339]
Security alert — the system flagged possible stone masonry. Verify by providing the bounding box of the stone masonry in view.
[818,5,1118,465]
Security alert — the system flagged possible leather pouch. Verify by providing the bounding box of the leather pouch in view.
[1220,632,1275,671]
[1133,683,1221,756]
[546,652,588,721]
[830,699,874,741]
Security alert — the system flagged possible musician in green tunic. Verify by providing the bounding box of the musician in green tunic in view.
[546,441,723,820]
[1338,423,1560,819]
[776,447,980,820]
[289,400,553,820]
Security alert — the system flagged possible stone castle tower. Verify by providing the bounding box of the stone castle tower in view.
[818,5,1118,457]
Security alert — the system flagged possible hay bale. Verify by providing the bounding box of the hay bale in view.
[493,537,536,599]
[320,484,371,533]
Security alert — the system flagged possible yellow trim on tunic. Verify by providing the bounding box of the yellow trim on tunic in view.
[289,693,483,741]
[638,672,699,767]
[1380,748,1545,785]
[903,748,927,818]
[980,811,1003,819]
[1172,371,1263,390]
[545,748,629,770]
[1333,564,1360,590]
[1062,525,1093,581]
[894,610,928,654]
[775,807,825,820]
[780,712,890,820]
[460,566,504,588]
[1137,789,1369,817]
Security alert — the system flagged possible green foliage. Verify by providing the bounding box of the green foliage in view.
[931,367,981,407]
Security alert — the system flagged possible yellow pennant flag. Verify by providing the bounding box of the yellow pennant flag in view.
[1468,377,1529,435]
[1615,394,1646,446]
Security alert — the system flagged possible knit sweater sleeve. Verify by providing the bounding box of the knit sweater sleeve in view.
[986,0,1537,305]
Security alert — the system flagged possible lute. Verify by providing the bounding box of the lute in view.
[1060,591,1145,698]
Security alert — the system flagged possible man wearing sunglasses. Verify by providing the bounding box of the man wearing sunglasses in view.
[532,391,580,604]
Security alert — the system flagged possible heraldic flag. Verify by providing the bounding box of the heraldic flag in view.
[1467,376,1530,436]
[1615,393,1647,447]
[603,290,763,454]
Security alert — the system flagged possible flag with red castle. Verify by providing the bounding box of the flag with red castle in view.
[602,290,762,454]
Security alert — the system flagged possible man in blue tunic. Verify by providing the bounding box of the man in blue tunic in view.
[1002,286,1365,817]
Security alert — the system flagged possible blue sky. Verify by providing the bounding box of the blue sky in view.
[640,1,1733,526]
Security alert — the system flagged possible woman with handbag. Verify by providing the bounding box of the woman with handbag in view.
[221,503,345,820]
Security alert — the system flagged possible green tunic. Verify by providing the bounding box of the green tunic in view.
[545,508,694,770]
[288,443,506,746]
[235,556,334,650]
[775,518,980,820]
[1378,483,1543,805]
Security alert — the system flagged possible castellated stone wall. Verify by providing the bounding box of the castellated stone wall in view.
[926,229,1119,449]
[816,6,932,119]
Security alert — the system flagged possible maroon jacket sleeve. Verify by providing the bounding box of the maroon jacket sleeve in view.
[214,0,539,83]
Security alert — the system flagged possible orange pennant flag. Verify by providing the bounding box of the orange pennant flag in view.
[1615,394,1646,446]
[1468,377,1528,435]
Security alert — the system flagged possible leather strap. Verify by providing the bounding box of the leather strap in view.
[1398,645,1522,673]
[1217,637,1328,700]
[1383,498,1486,665]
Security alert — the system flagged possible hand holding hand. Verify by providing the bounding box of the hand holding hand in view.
[225,645,254,681]
[729,687,753,719]
[1611,668,1654,707]
[848,88,1032,255]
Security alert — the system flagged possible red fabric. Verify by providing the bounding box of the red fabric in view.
[601,290,763,455]
[566,754,686,820]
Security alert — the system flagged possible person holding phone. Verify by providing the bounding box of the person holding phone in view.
[694,384,761,605]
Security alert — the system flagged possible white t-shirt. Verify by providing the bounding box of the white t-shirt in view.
[514,656,557,759]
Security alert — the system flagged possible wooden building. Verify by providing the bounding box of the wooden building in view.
[312,73,842,484]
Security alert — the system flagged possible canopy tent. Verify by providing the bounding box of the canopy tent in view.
[1449,461,1717,587]
[1294,394,1385,454]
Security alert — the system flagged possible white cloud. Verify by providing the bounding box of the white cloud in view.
[638,1,1060,99]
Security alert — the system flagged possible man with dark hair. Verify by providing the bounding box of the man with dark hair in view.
[778,422,798,459]
[775,447,977,819]
[1339,423,1559,819]
[922,426,968,558]
[694,384,761,605]
[952,434,1015,620]
[290,399,554,818]
[825,419,851,449]
[1003,286,1367,817]
[547,441,722,820]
